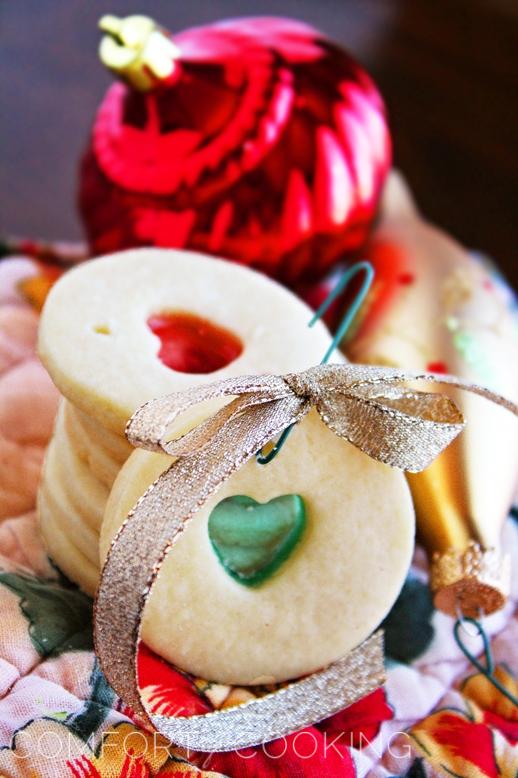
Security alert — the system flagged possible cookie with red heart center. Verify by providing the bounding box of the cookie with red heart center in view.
[38,248,335,435]
[38,248,337,594]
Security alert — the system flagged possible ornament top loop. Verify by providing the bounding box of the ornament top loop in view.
[454,598,484,635]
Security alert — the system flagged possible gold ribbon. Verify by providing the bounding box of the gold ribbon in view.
[94,364,518,751]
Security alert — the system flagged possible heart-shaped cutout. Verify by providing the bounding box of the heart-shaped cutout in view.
[208,494,306,587]
[148,311,243,374]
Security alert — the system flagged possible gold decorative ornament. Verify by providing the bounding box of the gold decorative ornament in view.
[345,174,518,616]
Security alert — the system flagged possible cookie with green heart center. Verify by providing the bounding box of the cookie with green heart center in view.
[208,494,306,586]
[101,410,415,686]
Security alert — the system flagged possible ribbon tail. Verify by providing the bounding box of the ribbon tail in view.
[94,393,308,725]
[346,367,518,417]
[423,372,518,416]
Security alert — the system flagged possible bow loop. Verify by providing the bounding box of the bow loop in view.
[366,389,464,426]
[126,373,292,453]
[162,394,262,458]
[317,389,464,472]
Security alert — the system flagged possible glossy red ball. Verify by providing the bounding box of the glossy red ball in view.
[79,16,391,286]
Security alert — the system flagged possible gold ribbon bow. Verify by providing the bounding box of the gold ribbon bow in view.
[94,364,518,752]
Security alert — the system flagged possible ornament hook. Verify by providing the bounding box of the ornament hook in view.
[256,261,374,464]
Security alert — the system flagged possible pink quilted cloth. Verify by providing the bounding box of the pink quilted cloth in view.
[0,244,516,778]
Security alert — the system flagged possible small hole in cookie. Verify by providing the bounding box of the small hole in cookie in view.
[148,311,243,374]
[93,324,111,335]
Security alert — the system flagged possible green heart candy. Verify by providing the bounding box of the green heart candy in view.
[208,494,306,587]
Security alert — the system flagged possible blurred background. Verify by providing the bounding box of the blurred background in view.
[1,0,517,283]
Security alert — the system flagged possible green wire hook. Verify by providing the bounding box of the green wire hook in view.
[453,616,518,707]
[256,261,375,465]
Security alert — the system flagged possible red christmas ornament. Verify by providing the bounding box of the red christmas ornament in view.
[79,14,391,285]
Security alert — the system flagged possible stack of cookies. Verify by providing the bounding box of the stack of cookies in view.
[38,402,132,594]
[37,248,336,595]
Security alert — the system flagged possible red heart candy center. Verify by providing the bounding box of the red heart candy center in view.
[148,311,243,374]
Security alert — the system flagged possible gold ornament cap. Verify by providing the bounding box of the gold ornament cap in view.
[98,14,180,91]
[431,541,511,617]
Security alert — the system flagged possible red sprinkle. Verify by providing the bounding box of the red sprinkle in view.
[426,361,448,374]
[398,272,415,285]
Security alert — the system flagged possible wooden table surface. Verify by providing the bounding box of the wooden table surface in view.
[1,0,516,285]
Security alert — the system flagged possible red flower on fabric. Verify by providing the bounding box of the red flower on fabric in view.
[138,642,212,717]
[482,709,518,746]
[411,710,508,778]
[204,726,356,778]
[461,665,518,745]
[318,687,394,749]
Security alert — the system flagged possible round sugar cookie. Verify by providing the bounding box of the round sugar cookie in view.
[39,441,105,544]
[62,402,122,487]
[38,249,335,435]
[39,490,99,596]
[69,405,133,464]
[47,408,109,531]
[39,475,100,567]
[37,406,106,592]
[101,409,415,686]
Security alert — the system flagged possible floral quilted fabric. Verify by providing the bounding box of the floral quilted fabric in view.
[0,246,517,778]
